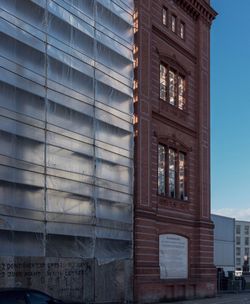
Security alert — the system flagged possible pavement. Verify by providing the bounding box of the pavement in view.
[161,292,250,304]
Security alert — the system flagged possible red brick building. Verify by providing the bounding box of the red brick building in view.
[133,0,217,302]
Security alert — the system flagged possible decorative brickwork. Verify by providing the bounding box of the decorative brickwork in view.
[134,0,217,302]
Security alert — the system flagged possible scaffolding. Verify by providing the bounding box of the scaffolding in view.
[0,0,134,302]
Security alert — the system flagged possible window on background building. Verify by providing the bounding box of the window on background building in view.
[162,7,168,26]
[158,144,187,200]
[245,248,249,256]
[236,258,241,265]
[245,226,249,235]
[180,22,185,39]
[236,236,241,245]
[245,237,249,246]
[160,63,186,110]
[171,15,177,32]
[236,247,241,256]
[236,225,241,234]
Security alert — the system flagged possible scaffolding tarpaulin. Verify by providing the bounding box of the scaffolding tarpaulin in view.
[0,0,134,302]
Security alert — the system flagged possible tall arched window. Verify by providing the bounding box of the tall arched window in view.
[158,143,188,201]
[160,62,186,110]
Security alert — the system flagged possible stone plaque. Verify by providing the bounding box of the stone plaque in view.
[159,234,188,279]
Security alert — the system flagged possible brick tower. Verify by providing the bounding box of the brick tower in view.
[133,0,217,302]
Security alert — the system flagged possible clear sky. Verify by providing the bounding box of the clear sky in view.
[211,0,250,220]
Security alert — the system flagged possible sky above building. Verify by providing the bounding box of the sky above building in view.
[211,0,250,220]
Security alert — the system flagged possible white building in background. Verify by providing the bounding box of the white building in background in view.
[212,214,235,273]
[235,220,250,270]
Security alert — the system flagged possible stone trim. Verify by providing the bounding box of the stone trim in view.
[175,0,217,25]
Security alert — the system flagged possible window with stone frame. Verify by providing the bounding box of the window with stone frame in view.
[245,247,249,256]
[236,247,241,256]
[158,144,187,200]
[180,21,185,39]
[171,14,177,32]
[162,7,168,26]
[160,63,186,110]
[245,225,249,235]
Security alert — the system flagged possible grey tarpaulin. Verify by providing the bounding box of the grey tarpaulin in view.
[0,0,134,302]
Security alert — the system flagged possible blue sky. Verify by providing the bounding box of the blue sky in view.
[211,0,250,220]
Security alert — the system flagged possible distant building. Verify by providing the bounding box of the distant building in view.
[235,220,250,270]
[212,214,235,273]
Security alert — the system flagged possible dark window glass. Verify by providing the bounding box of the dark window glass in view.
[236,236,241,245]
[236,225,241,234]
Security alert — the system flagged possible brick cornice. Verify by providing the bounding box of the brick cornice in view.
[152,110,197,138]
[174,0,217,25]
[152,25,197,64]
[135,208,214,229]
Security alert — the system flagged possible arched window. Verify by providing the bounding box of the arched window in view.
[158,142,188,201]
[160,62,186,110]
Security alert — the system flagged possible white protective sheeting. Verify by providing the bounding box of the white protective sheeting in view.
[0,0,134,302]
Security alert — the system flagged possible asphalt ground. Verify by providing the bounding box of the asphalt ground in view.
[161,292,250,304]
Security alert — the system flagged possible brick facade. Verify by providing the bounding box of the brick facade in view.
[134,0,217,302]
